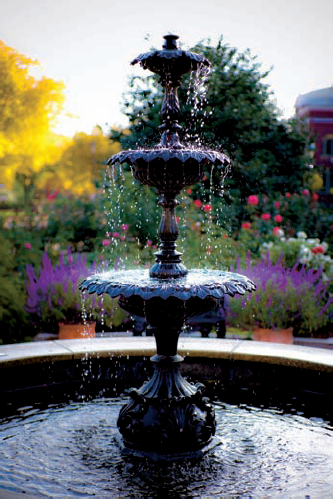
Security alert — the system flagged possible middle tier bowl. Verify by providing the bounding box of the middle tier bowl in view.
[109,148,230,193]
[80,268,255,326]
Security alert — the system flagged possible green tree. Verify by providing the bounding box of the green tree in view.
[110,37,312,232]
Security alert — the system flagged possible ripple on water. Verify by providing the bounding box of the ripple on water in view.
[0,399,332,496]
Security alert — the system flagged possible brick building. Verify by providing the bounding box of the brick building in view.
[295,86,333,203]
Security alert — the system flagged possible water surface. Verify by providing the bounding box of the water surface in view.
[1,399,332,496]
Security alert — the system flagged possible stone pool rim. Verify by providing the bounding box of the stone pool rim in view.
[0,337,332,372]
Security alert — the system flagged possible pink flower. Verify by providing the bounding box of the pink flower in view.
[24,242,31,249]
[102,239,110,246]
[302,189,310,196]
[120,224,129,231]
[273,201,280,208]
[147,240,153,246]
[113,232,119,238]
[193,199,202,208]
[312,193,319,201]
[274,214,283,223]
[203,204,212,212]
[272,227,282,235]
[247,195,259,206]
[120,235,126,241]
[241,222,251,229]
[186,189,192,194]
[286,192,291,198]
[261,213,271,221]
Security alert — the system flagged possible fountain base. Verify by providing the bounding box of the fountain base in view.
[117,354,216,455]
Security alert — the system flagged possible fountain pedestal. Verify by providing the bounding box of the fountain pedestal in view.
[117,352,218,459]
[116,295,219,457]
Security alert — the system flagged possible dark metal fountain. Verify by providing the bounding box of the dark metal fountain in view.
[80,34,255,459]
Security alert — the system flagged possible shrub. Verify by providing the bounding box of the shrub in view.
[227,252,332,335]
[25,249,128,332]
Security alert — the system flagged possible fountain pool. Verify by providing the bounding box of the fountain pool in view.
[0,338,332,496]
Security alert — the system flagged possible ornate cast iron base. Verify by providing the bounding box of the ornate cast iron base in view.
[117,354,217,457]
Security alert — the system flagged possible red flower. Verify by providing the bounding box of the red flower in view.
[312,193,319,201]
[274,214,283,223]
[193,199,202,208]
[241,222,251,229]
[261,213,271,220]
[302,189,310,196]
[247,195,259,206]
[311,246,324,254]
[203,204,212,212]
[286,192,291,198]
[186,189,192,194]
[273,201,280,208]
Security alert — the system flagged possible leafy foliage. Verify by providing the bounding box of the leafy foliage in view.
[0,234,35,343]
[0,41,65,205]
[25,249,128,330]
[227,253,332,334]
[54,128,120,195]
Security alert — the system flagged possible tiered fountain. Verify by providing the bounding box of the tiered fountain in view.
[80,34,255,459]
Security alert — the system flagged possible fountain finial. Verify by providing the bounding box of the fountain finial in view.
[162,34,179,50]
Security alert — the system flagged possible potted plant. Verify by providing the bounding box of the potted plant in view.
[227,253,332,343]
[39,282,97,339]
[25,249,124,339]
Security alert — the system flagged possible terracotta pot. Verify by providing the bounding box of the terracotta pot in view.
[253,327,293,344]
[58,322,95,340]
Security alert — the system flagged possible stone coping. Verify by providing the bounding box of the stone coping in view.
[0,337,332,372]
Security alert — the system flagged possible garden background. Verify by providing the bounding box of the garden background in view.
[1,38,332,344]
